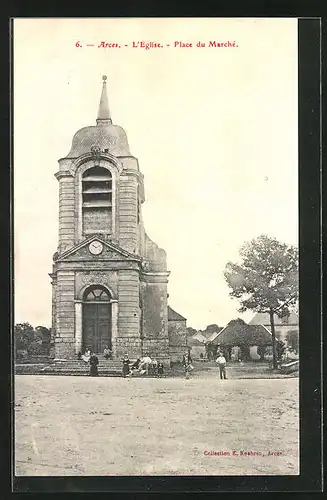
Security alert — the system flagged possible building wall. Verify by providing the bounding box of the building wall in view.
[116,269,141,358]
[189,345,206,359]
[264,324,299,343]
[118,170,138,254]
[54,270,75,358]
[141,282,167,337]
[168,319,187,362]
[58,174,75,253]
[75,270,119,299]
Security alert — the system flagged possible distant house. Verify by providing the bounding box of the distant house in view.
[168,306,187,362]
[192,331,208,343]
[205,328,224,343]
[187,332,207,359]
[249,311,299,345]
[209,318,274,361]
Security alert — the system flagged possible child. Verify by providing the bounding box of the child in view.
[151,358,158,376]
[157,362,164,377]
[122,354,130,377]
[183,352,193,379]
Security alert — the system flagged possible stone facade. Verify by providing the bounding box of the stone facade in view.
[50,76,186,364]
[167,306,187,362]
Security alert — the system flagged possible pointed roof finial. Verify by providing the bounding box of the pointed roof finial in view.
[97,75,112,124]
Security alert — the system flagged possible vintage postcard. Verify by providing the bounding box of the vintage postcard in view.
[13,17,303,484]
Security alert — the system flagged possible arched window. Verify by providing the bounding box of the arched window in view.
[83,285,111,302]
[82,166,112,234]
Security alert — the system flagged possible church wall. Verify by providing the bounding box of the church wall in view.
[115,269,142,358]
[143,233,167,271]
[75,270,119,299]
[51,278,57,336]
[141,280,168,338]
[58,176,75,253]
[117,270,140,333]
[168,319,187,362]
[141,279,170,365]
[55,270,75,358]
[118,173,138,253]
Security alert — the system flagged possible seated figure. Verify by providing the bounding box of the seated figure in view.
[103,345,112,360]
[81,348,91,363]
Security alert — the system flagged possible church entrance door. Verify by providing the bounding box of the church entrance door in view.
[82,285,112,353]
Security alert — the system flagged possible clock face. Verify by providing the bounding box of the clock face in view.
[88,241,103,255]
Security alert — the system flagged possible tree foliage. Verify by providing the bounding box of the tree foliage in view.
[186,327,197,337]
[14,323,52,357]
[224,234,298,317]
[224,234,299,368]
[14,322,35,351]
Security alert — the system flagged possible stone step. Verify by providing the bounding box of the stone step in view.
[15,357,170,376]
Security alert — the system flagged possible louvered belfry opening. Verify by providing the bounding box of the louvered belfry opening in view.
[82,166,112,234]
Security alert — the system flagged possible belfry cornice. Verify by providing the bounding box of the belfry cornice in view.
[69,152,124,175]
[121,168,143,179]
[54,170,74,180]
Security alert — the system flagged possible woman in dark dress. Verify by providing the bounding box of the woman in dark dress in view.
[157,362,164,377]
[122,354,130,377]
[89,352,99,376]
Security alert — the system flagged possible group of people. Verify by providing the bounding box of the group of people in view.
[77,347,165,378]
[122,353,164,378]
[77,346,227,380]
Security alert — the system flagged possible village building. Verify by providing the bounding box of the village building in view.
[187,332,207,360]
[167,306,187,362]
[49,76,186,364]
[209,318,275,361]
[249,311,299,349]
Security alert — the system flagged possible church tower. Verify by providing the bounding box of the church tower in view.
[50,76,172,363]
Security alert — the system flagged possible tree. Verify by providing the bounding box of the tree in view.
[35,326,51,344]
[224,234,298,369]
[34,326,52,355]
[204,324,220,334]
[14,322,35,355]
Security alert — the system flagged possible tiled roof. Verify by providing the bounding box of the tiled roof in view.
[206,328,224,342]
[210,319,273,346]
[168,306,187,321]
[187,336,206,347]
[192,332,208,343]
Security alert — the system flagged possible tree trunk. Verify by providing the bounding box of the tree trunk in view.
[269,309,277,369]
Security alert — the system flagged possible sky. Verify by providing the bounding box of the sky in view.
[14,18,298,330]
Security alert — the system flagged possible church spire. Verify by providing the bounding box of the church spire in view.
[96,75,112,125]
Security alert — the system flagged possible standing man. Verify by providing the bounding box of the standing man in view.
[216,353,227,380]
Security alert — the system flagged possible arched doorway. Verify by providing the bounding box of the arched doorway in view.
[82,285,112,353]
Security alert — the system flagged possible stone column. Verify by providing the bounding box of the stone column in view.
[75,301,82,354]
[111,300,118,355]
